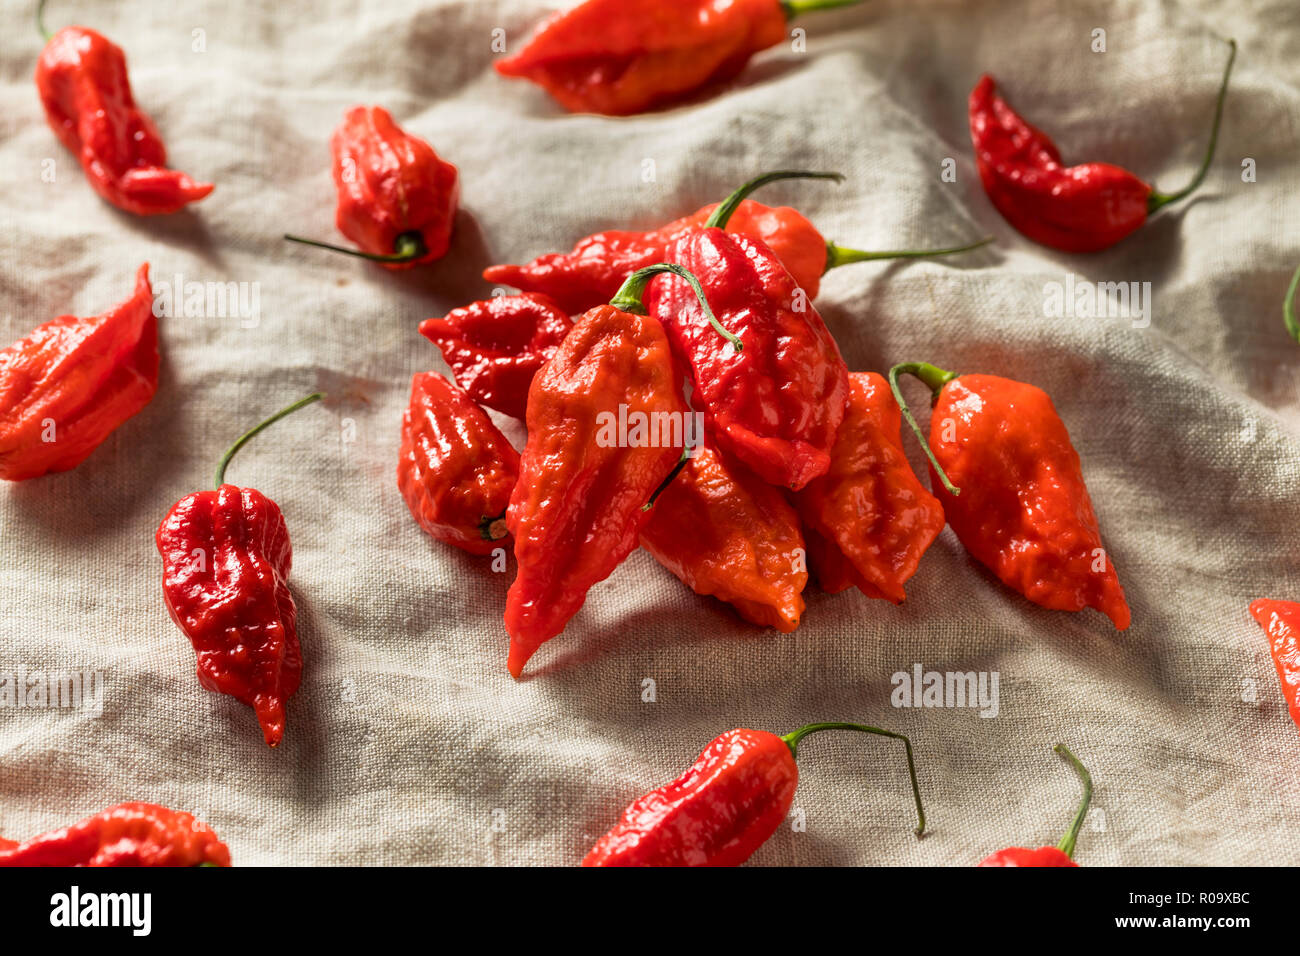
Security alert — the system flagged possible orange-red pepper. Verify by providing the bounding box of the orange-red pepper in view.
[0,264,157,481]
[1248,599,1300,732]
[978,744,1092,867]
[0,803,230,867]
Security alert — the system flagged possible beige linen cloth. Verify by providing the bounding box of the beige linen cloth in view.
[0,0,1297,866]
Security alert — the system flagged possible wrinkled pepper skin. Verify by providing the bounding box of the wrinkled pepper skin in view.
[583,729,796,866]
[397,372,520,554]
[929,374,1130,629]
[419,293,572,419]
[978,846,1076,868]
[332,105,459,268]
[36,29,213,215]
[505,305,687,677]
[1249,599,1300,732]
[0,803,230,867]
[483,198,828,315]
[156,485,301,747]
[797,372,944,602]
[649,228,849,490]
[0,263,157,481]
[496,0,789,116]
[641,444,807,631]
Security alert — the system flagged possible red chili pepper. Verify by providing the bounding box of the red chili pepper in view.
[796,372,945,602]
[156,393,324,747]
[978,744,1092,867]
[484,169,990,313]
[0,264,157,481]
[397,372,520,554]
[890,362,1130,629]
[641,443,807,631]
[970,41,1236,252]
[285,105,459,269]
[0,802,230,867]
[34,7,213,215]
[497,0,867,116]
[505,264,728,677]
[418,293,572,419]
[583,721,924,866]
[1248,600,1300,732]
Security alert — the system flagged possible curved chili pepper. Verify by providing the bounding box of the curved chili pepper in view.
[970,40,1236,252]
[156,393,324,747]
[795,372,944,602]
[583,721,924,866]
[1283,265,1300,345]
[1248,600,1300,732]
[285,105,459,269]
[891,362,1130,629]
[641,443,807,631]
[497,0,865,116]
[0,264,157,481]
[484,169,990,313]
[418,293,572,419]
[0,802,230,867]
[34,5,213,216]
[978,744,1092,867]
[505,265,730,677]
[397,372,520,554]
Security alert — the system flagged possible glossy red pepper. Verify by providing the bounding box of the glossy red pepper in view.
[419,293,572,419]
[505,265,730,677]
[583,721,924,866]
[397,372,520,553]
[0,264,157,480]
[285,105,459,268]
[35,8,213,215]
[156,394,324,747]
[485,169,989,314]
[970,41,1235,252]
[497,0,865,116]
[891,363,1130,629]
[796,372,945,602]
[1248,600,1300,732]
[979,744,1092,867]
[0,802,230,867]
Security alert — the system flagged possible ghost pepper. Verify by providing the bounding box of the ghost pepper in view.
[0,264,157,481]
[1248,600,1300,732]
[978,744,1092,867]
[156,393,324,747]
[0,802,230,867]
[890,362,1130,629]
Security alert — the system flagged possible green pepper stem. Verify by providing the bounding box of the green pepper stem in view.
[824,236,994,273]
[1147,39,1237,213]
[1052,744,1093,859]
[478,511,509,542]
[1284,264,1300,345]
[642,448,692,512]
[705,170,844,231]
[610,263,743,352]
[781,722,926,837]
[781,0,865,19]
[284,231,427,263]
[887,362,961,496]
[36,0,51,39]
[214,393,324,489]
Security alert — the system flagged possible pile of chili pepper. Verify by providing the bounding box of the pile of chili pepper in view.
[0,803,230,867]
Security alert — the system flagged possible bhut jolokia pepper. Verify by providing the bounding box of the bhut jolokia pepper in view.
[0,264,157,481]
[796,372,945,602]
[505,264,730,678]
[484,169,990,314]
[583,722,925,866]
[418,293,572,419]
[285,105,459,269]
[0,802,230,867]
[890,362,1130,629]
[970,40,1236,252]
[978,744,1092,867]
[641,443,808,632]
[156,393,324,747]
[397,372,520,553]
[1248,600,1300,732]
[496,0,866,116]
[34,4,213,215]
